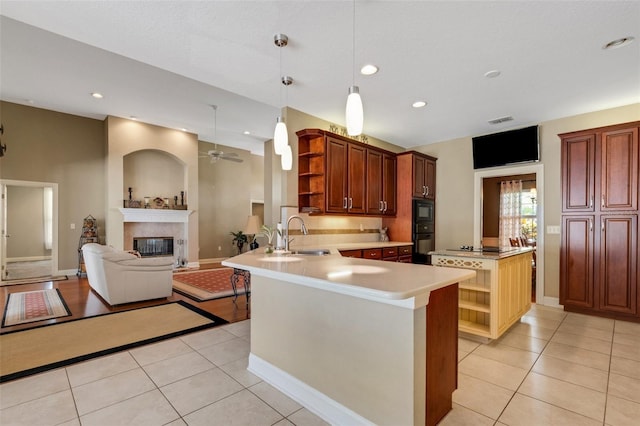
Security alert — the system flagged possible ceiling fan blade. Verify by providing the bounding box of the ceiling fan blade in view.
[222,156,244,163]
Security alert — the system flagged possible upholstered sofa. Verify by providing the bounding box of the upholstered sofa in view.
[82,243,174,305]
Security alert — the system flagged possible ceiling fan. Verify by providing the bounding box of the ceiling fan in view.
[199,105,244,164]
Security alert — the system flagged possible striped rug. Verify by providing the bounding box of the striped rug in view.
[2,289,71,327]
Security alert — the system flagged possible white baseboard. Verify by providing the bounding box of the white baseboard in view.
[59,269,77,277]
[6,256,52,263]
[541,296,562,309]
[248,354,374,426]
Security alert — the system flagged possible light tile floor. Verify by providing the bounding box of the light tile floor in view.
[1,305,639,425]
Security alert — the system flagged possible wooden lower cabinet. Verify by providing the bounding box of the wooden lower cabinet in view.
[425,283,458,426]
[562,214,639,317]
[339,245,413,263]
[560,216,595,308]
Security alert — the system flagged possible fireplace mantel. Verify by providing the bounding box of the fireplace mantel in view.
[118,208,194,223]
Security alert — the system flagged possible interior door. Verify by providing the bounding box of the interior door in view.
[0,180,57,282]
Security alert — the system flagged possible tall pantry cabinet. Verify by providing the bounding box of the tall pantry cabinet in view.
[560,121,639,320]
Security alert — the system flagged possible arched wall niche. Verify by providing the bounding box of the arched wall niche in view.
[123,149,186,204]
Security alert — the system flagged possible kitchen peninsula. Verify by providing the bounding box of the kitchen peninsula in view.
[431,247,533,340]
[222,249,475,425]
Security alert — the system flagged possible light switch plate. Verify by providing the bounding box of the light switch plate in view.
[547,225,560,234]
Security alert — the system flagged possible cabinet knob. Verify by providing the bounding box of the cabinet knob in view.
[383,201,388,212]
[343,197,348,209]
[425,186,430,197]
[349,198,353,209]
[379,201,383,211]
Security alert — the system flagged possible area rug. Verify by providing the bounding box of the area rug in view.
[173,268,248,302]
[0,301,227,383]
[0,275,69,287]
[1,289,71,327]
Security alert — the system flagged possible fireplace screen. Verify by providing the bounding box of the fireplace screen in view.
[133,237,174,257]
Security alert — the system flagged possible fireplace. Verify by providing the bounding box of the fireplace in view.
[133,237,174,257]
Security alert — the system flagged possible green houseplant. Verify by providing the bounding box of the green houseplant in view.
[230,230,248,254]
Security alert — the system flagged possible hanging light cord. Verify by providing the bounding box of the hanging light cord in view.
[352,0,356,86]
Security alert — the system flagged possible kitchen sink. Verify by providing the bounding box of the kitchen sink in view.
[290,249,331,256]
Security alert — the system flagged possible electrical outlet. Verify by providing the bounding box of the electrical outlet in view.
[218,246,222,251]
[70,223,75,230]
[547,225,561,234]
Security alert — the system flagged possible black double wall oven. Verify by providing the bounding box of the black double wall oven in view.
[412,199,435,264]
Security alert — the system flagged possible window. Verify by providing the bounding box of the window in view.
[520,188,537,242]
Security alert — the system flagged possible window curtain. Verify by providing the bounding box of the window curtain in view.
[499,180,522,247]
[43,187,53,250]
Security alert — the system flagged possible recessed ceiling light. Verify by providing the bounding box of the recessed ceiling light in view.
[130,116,138,121]
[180,128,187,132]
[484,70,501,78]
[412,101,427,108]
[243,131,251,135]
[603,36,634,50]
[360,64,379,76]
[91,92,103,99]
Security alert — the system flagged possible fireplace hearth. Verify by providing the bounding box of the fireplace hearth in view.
[133,237,174,257]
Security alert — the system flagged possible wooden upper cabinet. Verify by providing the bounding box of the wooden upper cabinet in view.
[600,127,639,212]
[347,143,366,214]
[297,129,396,216]
[412,154,437,199]
[366,150,383,214]
[562,124,639,214]
[326,137,349,213]
[366,150,397,215]
[382,153,397,215]
[562,134,596,212]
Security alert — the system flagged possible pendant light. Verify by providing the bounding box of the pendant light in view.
[273,33,289,155]
[346,0,363,136]
[281,144,293,171]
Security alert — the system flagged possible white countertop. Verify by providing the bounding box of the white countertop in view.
[222,247,475,309]
[430,247,533,260]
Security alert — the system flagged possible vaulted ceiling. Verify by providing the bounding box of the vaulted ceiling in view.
[1,1,638,155]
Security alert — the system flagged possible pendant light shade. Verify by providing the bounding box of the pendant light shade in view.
[274,116,288,155]
[346,85,363,136]
[281,144,293,171]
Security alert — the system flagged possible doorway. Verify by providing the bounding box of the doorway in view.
[473,164,544,304]
[1,180,59,283]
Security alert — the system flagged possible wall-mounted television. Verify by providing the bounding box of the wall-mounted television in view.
[472,125,539,169]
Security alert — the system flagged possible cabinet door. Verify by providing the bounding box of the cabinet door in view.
[326,137,348,213]
[412,155,426,198]
[562,134,596,212]
[366,149,384,214]
[347,143,366,214]
[598,215,637,315]
[600,127,639,212]
[424,158,436,200]
[382,154,397,215]
[560,216,595,308]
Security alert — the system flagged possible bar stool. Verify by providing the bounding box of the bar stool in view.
[230,268,251,307]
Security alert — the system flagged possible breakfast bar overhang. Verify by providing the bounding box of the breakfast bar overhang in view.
[223,250,475,425]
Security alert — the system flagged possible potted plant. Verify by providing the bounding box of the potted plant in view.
[230,230,248,254]
[260,225,281,254]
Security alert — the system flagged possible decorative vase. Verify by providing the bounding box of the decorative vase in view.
[265,244,274,254]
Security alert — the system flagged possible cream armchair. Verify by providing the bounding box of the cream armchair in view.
[81,243,174,305]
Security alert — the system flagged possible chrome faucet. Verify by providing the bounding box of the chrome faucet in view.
[285,215,308,252]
